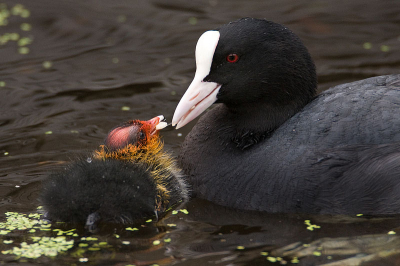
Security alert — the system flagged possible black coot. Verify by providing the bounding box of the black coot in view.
[172,18,400,215]
[41,116,189,226]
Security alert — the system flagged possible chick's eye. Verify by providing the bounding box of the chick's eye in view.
[139,131,146,139]
[226,53,239,63]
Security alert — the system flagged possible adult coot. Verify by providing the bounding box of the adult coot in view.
[172,18,400,215]
[41,116,189,226]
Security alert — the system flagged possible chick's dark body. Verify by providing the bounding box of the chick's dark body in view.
[42,159,157,224]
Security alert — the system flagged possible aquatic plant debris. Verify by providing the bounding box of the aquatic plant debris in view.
[42,61,52,69]
[363,42,372,49]
[380,45,390,52]
[0,210,116,260]
[179,209,189,214]
[291,257,299,263]
[0,4,33,54]
[304,220,320,231]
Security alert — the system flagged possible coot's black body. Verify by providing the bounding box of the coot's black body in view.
[173,18,400,215]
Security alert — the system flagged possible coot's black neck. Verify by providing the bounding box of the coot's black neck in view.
[224,95,315,150]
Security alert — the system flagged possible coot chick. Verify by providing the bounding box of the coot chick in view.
[172,18,400,215]
[41,116,189,225]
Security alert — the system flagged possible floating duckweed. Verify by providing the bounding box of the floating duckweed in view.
[179,209,189,214]
[146,219,152,223]
[45,131,53,135]
[304,220,320,231]
[99,242,108,246]
[126,227,139,231]
[37,206,43,210]
[79,257,89,262]
[236,246,245,250]
[9,33,19,41]
[20,9,30,18]
[388,231,396,235]
[188,17,197,25]
[291,257,299,263]
[3,240,13,244]
[327,256,332,259]
[114,234,120,238]
[2,236,74,259]
[380,45,390,52]
[70,130,79,134]
[29,213,41,219]
[313,251,321,256]
[20,36,33,45]
[0,212,45,232]
[363,42,372,50]
[164,238,171,243]
[18,46,29,54]
[356,214,363,217]
[11,4,24,16]
[42,61,53,69]
[4,152,8,155]
[53,228,76,236]
[20,23,31,31]
[88,247,101,251]
[267,256,277,262]
[153,240,160,245]
[79,243,89,247]
[0,230,11,235]
[171,210,178,215]
[260,251,268,256]
[81,237,98,241]
[121,106,130,111]
[0,18,7,26]
[41,223,51,228]
[167,223,176,227]
[0,81,5,87]
[117,15,127,23]
[122,241,130,245]
[29,229,36,233]
[10,4,30,18]
[112,57,119,64]
[303,244,310,247]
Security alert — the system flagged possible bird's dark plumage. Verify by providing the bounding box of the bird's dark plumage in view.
[173,18,400,215]
[41,117,189,225]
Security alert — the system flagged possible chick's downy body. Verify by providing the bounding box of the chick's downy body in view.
[41,116,188,225]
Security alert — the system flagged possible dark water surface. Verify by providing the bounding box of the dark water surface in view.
[0,0,400,265]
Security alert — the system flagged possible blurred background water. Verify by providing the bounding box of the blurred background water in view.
[0,0,399,265]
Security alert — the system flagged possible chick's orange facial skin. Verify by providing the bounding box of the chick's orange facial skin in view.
[105,116,165,150]
[95,116,168,161]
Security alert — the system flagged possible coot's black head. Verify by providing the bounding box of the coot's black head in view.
[173,18,317,131]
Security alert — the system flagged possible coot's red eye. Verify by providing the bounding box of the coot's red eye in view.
[226,53,239,63]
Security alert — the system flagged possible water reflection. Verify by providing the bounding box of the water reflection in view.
[0,0,399,264]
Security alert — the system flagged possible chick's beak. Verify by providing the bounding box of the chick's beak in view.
[147,115,168,135]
